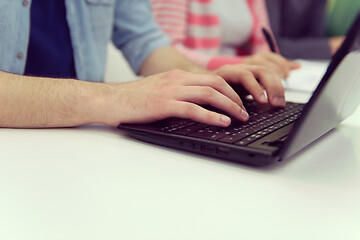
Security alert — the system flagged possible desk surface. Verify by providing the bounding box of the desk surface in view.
[1,92,360,240]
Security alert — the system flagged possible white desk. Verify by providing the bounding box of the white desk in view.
[2,46,360,239]
[1,90,360,240]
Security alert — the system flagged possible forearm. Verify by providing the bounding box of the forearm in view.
[0,71,110,128]
[139,46,210,76]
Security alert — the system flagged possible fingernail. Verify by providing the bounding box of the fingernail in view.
[259,93,268,103]
[220,115,231,125]
[272,96,286,107]
[241,109,249,120]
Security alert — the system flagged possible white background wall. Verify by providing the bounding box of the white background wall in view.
[104,43,137,83]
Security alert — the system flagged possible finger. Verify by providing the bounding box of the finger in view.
[250,67,286,107]
[262,52,291,78]
[174,86,249,121]
[170,101,233,127]
[181,74,244,108]
[253,58,285,78]
[160,70,244,107]
[290,61,302,70]
[242,55,284,78]
[219,68,268,105]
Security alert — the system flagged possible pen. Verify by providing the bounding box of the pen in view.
[262,27,291,84]
[262,27,278,53]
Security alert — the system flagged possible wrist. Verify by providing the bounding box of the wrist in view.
[77,82,115,126]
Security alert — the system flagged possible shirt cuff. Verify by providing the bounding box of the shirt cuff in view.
[206,56,244,70]
[120,33,171,75]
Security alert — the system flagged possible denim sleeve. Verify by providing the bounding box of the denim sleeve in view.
[112,0,170,74]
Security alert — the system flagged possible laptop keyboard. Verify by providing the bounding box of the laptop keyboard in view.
[158,101,304,146]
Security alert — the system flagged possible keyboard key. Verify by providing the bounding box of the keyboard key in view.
[173,123,208,135]
[188,128,231,140]
[217,132,250,144]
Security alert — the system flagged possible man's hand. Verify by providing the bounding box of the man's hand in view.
[242,51,301,79]
[0,70,249,128]
[103,70,249,127]
[213,64,287,108]
[140,46,293,109]
[0,47,294,129]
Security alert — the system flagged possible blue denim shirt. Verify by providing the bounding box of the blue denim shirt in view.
[0,0,170,82]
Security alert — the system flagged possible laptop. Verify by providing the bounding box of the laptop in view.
[118,13,360,167]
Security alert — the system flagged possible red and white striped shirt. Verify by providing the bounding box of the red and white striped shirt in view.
[151,0,272,70]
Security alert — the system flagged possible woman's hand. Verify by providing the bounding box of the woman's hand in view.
[242,51,301,79]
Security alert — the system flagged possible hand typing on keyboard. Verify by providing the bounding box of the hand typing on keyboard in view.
[159,101,303,147]
[213,64,287,108]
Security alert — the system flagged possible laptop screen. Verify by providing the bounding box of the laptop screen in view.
[280,12,360,159]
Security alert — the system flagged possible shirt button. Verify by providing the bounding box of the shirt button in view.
[22,0,29,7]
[17,52,24,60]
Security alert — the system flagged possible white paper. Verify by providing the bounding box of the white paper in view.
[284,60,329,92]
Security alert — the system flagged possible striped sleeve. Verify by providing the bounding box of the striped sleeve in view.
[152,0,216,68]
[152,0,273,70]
[246,0,272,53]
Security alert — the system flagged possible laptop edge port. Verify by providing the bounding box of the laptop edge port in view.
[216,147,229,156]
[200,145,213,153]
